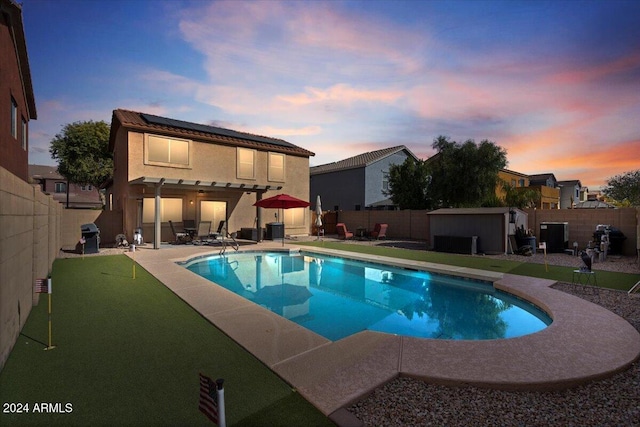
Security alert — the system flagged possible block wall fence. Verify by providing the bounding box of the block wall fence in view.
[325,207,639,257]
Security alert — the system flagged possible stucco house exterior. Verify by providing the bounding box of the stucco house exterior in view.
[1,0,37,182]
[528,173,561,209]
[310,145,419,211]
[557,179,586,209]
[29,164,103,209]
[105,110,314,248]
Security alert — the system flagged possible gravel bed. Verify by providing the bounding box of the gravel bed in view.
[348,272,640,427]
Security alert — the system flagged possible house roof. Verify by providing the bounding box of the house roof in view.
[109,109,314,157]
[1,0,37,119]
[528,173,556,182]
[574,200,615,209]
[310,145,418,175]
[557,180,582,187]
[28,164,62,180]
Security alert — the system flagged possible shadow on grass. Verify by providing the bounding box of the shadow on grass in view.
[19,333,47,347]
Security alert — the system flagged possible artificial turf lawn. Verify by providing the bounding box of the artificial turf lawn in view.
[0,255,334,426]
[297,241,640,291]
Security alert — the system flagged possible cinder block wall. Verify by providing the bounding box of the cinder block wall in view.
[331,210,431,241]
[318,208,638,256]
[0,167,61,372]
[524,208,638,256]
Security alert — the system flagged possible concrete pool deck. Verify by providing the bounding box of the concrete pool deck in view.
[126,242,640,422]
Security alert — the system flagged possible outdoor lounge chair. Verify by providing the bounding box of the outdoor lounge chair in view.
[369,223,388,240]
[336,223,354,240]
[209,220,226,241]
[169,220,190,244]
[193,221,212,245]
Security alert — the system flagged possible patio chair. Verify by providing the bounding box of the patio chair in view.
[183,219,196,229]
[369,223,388,240]
[336,223,354,240]
[193,220,212,245]
[169,220,190,244]
[209,220,226,241]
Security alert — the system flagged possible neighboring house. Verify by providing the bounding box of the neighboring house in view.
[0,0,37,182]
[528,173,560,209]
[310,145,419,211]
[557,180,584,209]
[105,109,314,247]
[497,169,529,199]
[29,164,103,209]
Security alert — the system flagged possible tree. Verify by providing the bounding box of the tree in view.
[50,120,113,188]
[427,136,507,208]
[385,157,431,209]
[501,180,540,209]
[602,170,640,206]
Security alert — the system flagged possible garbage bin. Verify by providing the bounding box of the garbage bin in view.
[266,222,284,240]
[81,223,100,254]
[518,236,536,251]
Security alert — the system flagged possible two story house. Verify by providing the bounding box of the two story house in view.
[29,164,103,209]
[310,145,419,211]
[557,179,586,209]
[0,0,37,182]
[105,110,314,248]
[528,173,561,209]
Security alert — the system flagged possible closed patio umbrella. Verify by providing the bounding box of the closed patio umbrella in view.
[254,194,310,246]
[315,195,323,240]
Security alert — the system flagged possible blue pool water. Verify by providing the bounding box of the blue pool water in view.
[182,251,551,341]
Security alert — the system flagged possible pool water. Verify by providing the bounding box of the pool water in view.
[183,251,551,341]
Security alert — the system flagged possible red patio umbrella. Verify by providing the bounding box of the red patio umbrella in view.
[254,194,310,245]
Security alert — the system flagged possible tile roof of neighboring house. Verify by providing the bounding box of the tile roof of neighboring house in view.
[28,164,63,180]
[310,145,418,175]
[528,173,556,181]
[1,0,37,119]
[109,109,314,157]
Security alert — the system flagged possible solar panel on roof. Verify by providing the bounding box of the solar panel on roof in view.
[140,113,297,149]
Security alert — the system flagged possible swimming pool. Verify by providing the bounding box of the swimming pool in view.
[182,251,551,341]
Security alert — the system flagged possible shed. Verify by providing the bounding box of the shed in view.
[427,207,528,255]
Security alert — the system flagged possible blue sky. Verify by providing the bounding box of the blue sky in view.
[22,0,640,189]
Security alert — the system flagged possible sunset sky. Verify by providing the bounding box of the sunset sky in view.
[22,0,640,189]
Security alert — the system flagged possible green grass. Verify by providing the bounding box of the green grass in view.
[297,241,640,291]
[0,256,333,426]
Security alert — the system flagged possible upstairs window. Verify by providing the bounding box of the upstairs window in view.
[21,118,27,149]
[81,185,93,191]
[55,182,66,193]
[145,134,191,168]
[268,152,285,182]
[237,147,256,179]
[11,97,18,139]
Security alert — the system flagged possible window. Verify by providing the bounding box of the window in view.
[144,134,190,167]
[81,185,93,191]
[283,207,306,227]
[268,152,285,182]
[55,182,66,193]
[511,179,516,187]
[382,172,389,191]
[142,197,183,223]
[21,118,27,149]
[237,147,255,179]
[518,179,525,187]
[11,97,18,139]
[200,201,227,230]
